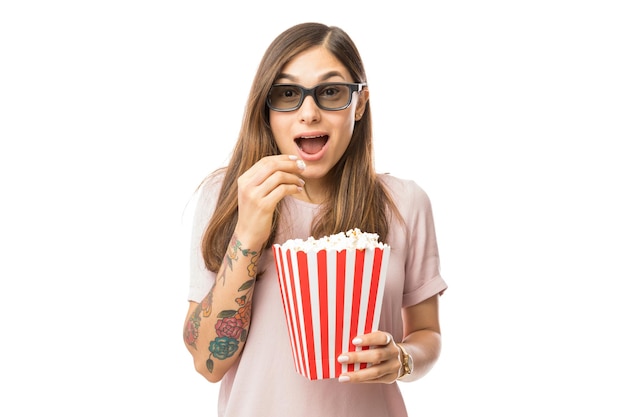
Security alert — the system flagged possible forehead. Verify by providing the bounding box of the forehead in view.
[278,46,351,83]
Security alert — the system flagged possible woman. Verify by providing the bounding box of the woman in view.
[183,22,447,417]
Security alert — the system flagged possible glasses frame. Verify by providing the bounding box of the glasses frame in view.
[266,82,367,112]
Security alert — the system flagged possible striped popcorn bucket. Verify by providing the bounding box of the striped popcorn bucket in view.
[272,244,390,380]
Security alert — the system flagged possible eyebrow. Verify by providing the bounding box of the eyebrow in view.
[275,70,347,83]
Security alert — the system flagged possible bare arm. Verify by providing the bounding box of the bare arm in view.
[183,155,306,382]
[396,294,442,381]
[337,294,442,384]
[183,234,263,382]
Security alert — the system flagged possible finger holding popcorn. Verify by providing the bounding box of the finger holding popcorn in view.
[336,331,402,384]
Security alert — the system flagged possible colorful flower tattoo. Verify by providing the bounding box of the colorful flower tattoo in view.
[206,278,254,372]
[183,236,259,374]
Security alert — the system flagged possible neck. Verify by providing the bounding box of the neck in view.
[294,178,329,204]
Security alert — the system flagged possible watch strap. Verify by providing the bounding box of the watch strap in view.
[397,343,411,379]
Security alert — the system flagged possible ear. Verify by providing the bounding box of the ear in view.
[354,87,369,121]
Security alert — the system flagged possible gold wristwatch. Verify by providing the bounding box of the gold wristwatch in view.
[397,343,414,379]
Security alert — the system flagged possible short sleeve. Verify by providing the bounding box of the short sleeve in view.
[383,177,447,307]
[404,181,446,306]
[187,173,223,302]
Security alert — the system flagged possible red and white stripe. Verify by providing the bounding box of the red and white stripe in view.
[273,245,390,380]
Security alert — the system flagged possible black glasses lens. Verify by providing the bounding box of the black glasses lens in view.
[315,84,351,110]
[268,85,303,110]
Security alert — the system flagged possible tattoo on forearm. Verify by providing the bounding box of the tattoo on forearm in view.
[184,303,201,350]
[184,287,213,350]
[218,236,260,285]
[184,236,259,373]
[206,279,254,372]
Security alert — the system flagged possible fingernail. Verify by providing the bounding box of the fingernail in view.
[338,375,350,383]
[352,337,363,345]
[288,155,298,160]
[337,355,349,363]
[299,179,305,186]
[296,160,306,170]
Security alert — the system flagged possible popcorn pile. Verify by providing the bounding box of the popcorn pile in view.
[278,228,388,252]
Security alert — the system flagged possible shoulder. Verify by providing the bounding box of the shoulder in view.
[196,169,226,201]
[378,173,432,208]
[190,168,227,224]
[199,168,226,191]
[377,173,436,235]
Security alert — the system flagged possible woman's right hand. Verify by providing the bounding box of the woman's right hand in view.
[184,155,305,383]
[235,154,306,245]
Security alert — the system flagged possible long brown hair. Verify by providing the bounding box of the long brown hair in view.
[201,22,400,272]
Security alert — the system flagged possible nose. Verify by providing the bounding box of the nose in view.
[298,95,320,123]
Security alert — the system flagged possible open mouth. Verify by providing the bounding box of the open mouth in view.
[295,135,329,155]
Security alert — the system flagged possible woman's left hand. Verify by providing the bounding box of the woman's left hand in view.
[337,331,401,384]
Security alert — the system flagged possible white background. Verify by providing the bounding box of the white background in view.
[1,1,625,416]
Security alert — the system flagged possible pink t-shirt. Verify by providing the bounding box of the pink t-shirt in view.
[188,172,447,417]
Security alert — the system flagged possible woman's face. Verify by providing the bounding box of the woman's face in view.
[269,46,368,189]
